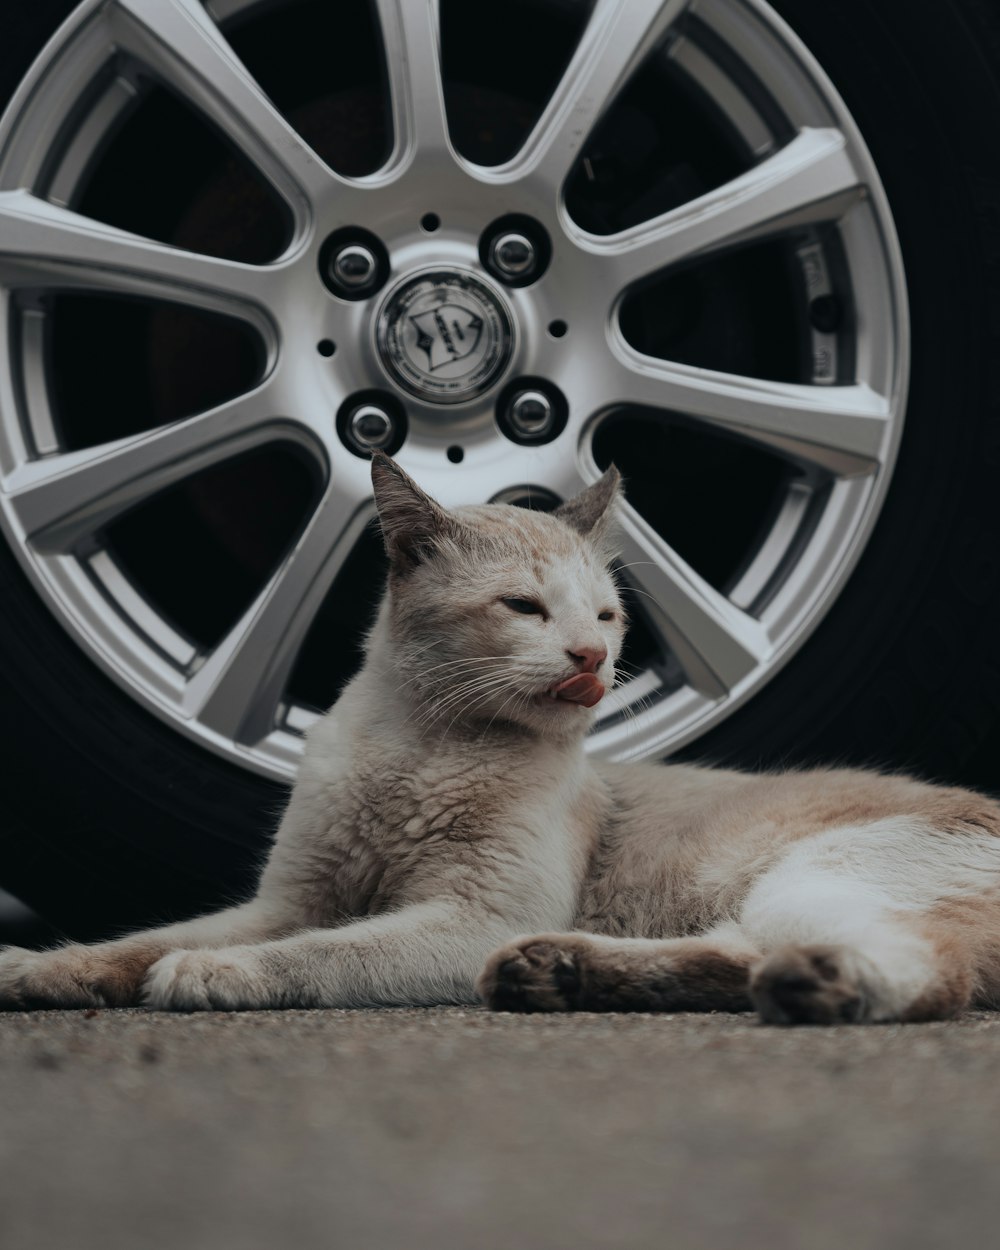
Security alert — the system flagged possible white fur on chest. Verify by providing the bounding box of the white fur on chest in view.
[270,678,592,931]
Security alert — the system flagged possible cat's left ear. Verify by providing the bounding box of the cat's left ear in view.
[554,465,622,556]
[371,452,458,572]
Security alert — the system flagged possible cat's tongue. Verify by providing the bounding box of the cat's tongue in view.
[550,672,605,708]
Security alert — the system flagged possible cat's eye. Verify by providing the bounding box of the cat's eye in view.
[502,597,545,616]
[598,610,615,622]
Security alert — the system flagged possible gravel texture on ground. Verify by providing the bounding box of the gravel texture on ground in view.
[1,1006,998,1250]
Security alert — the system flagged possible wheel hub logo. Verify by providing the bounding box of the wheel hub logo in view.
[377,270,514,405]
[410,305,484,372]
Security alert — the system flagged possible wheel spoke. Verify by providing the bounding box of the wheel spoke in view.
[0,191,275,326]
[4,381,286,552]
[184,473,375,744]
[109,0,339,214]
[498,0,688,191]
[617,501,770,698]
[373,0,452,169]
[605,351,891,476]
[588,128,863,290]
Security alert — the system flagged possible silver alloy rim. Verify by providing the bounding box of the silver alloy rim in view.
[0,0,909,780]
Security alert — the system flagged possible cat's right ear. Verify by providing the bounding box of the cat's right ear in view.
[371,452,455,572]
[554,464,622,557]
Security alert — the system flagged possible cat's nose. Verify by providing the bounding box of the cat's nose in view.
[566,645,607,673]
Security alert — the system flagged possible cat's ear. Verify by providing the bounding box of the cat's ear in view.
[554,465,622,555]
[371,451,456,572]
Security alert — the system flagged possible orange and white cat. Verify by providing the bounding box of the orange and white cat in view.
[2,452,999,1024]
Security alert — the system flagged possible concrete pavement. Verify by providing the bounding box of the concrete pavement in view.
[1,1006,998,1250]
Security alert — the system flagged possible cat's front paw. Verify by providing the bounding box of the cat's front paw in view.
[0,948,58,1010]
[0,944,148,1009]
[750,944,873,1025]
[143,948,266,1012]
[478,934,592,1012]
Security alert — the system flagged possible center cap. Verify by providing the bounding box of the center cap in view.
[376,269,514,405]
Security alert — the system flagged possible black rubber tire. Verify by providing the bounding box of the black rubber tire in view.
[686,0,1000,789]
[2,0,1000,939]
[0,10,279,944]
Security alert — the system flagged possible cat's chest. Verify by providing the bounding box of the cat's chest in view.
[308,703,551,848]
[347,756,512,852]
[281,697,595,920]
[284,756,522,918]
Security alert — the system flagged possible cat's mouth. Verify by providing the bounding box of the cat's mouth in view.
[539,673,606,709]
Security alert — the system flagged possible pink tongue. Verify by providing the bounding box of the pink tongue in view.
[551,673,605,708]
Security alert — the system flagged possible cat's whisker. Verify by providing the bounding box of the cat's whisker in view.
[399,637,446,664]
[614,658,644,674]
[616,585,664,611]
[415,686,507,735]
[416,673,516,733]
[445,665,550,730]
[404,664,521,727]
[481,684,532,737]
[620,702,641,737]
[419,667,517,707]
[421,683,512,732]
[410,663,522,708]
[416,654,520,679]
[441,684,513,740]
[417,668,519,701]
[416,659,517,686]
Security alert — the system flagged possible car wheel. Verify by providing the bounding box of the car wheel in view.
[0,0,996,937]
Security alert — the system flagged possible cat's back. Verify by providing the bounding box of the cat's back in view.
[593,758,1000,846]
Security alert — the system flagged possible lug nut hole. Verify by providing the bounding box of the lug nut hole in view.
[446,445,464,464]
[548,320,567,338]
[421,213,441,232]
[317,339,336,357]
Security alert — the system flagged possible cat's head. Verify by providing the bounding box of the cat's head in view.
[370,453,626,740]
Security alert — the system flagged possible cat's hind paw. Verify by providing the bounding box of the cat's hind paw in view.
[478,934,590,1012]
[142,948,266,1012]
[750,944,873,1025]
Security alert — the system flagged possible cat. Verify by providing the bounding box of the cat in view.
[2,451,1000,1024]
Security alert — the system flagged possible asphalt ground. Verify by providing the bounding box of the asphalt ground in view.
[2,1006,1000,1250]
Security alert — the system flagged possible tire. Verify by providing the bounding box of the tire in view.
[1,0,998,939]
[0,1,279,940]
[687,0,1000,786]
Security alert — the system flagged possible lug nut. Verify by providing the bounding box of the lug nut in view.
[497,378,567,446]
[330,243,378,291]
[507,389,555,438]
[320,229,388,300]
[480,216,550,287]
[348,403,396,450]
[337,391,406,458]
[490,232,536,278]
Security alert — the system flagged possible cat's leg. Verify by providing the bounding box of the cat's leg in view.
[748,934,961,1025]
[477,926,759,1013]
[0,899,295,1009]
[143,900,522,1010]
[739,851,990,1025]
